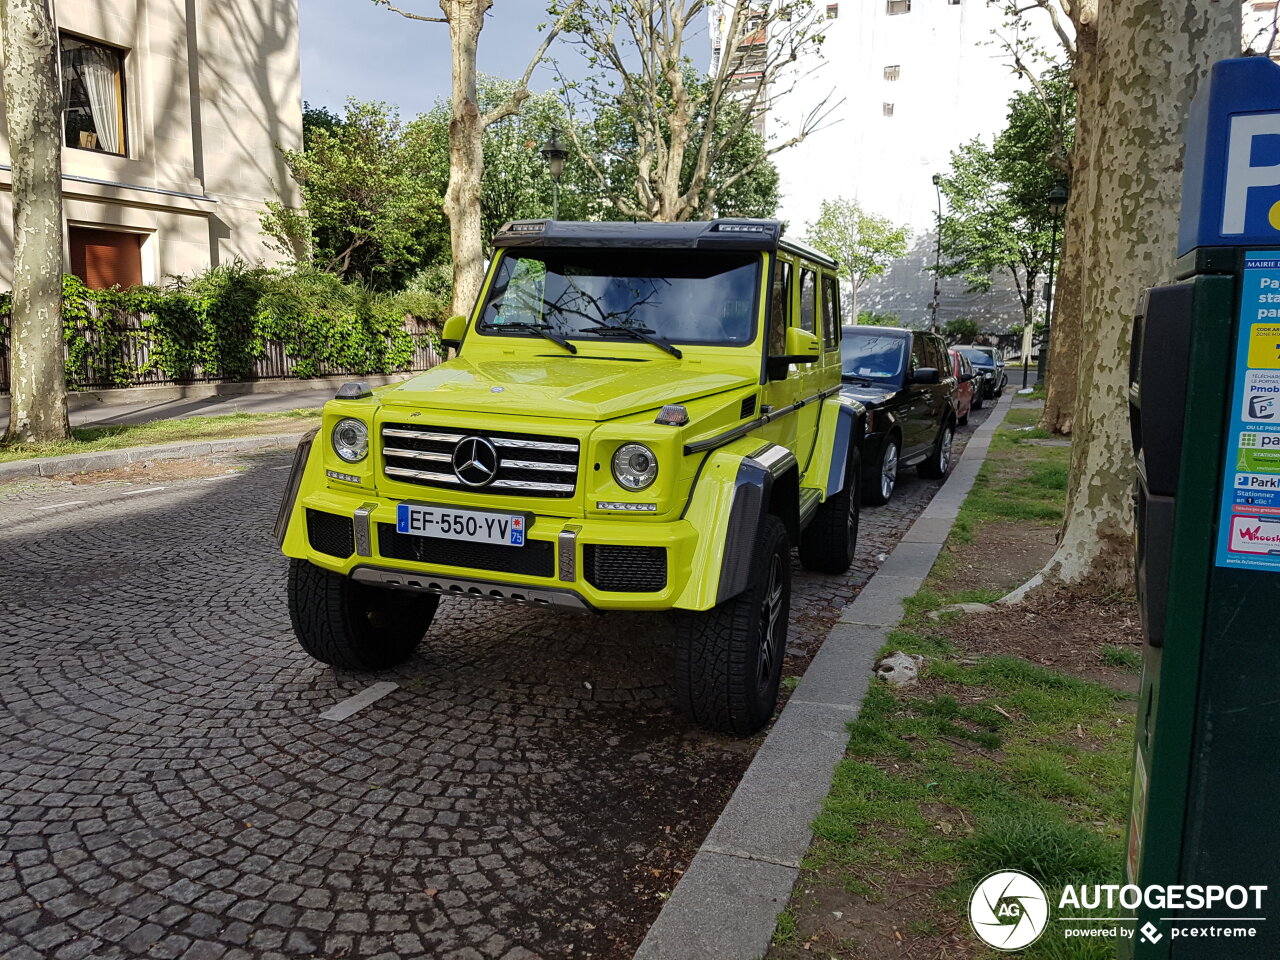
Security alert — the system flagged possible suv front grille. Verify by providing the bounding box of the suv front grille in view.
[582,545,667,592]
[378,524,555,577]
[381,422,580,498]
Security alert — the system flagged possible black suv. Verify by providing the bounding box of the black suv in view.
[954,344,1006,405]
[840,325,958,505]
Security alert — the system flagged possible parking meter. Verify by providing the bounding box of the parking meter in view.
[1124,57,1280,958]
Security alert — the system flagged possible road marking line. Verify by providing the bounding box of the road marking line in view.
[272,465,293,470]
[318,682,400,721]
[122,486,168,495]
[35,501,88,511]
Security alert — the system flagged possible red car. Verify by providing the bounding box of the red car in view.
[949,348,977,426]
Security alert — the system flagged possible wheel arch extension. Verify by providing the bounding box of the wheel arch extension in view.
[715,443,799,604]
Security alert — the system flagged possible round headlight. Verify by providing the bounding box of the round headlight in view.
[612,443,657,491]
[332,418,369,463]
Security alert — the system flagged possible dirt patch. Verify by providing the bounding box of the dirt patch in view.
[56,457,246,484]
[932,521,1057,595]
[777,863,973,960]
[931,592,1142,693]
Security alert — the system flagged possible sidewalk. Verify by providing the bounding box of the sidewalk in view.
[0,373,414,432]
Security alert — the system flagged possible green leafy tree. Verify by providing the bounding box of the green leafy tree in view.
[262,99,449,290]
[856,311,901,327]
[550,0,828,221]
[804,198,909,316]
[936,74,1074,334]
[942,317,979,343]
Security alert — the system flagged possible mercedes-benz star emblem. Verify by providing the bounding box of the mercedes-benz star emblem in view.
[452,436,499,487]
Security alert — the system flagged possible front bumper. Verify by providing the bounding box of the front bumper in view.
[284,486,699,612]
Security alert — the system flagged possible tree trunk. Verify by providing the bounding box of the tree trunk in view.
[1,0,69,443]
[441,0,489,318]
[1040,5,1098,436]
[1029,0,1239,595]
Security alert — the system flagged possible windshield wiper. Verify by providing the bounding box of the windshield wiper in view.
[577,323,682,359]
[841,374,876,386]
[487,321,577,354]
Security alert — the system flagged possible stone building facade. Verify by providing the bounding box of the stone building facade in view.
[0,0,302,289]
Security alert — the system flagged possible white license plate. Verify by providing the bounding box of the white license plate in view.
[395,504,525,546]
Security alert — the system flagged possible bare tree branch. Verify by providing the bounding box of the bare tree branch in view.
[369,0,449,23]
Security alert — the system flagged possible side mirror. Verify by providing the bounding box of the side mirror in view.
[440,314,466,351]
[960,372,974,382]
[784,327,821,361]
[910,367,941,385]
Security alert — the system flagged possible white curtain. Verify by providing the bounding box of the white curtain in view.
[78,47,121,154]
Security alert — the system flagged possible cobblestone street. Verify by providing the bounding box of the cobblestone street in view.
[0,406,991,960]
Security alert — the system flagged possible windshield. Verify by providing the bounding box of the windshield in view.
[841,332,907,382]
[956,346,997,365]
[477,250,761,346]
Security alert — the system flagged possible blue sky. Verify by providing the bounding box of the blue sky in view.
[299,0,711,118]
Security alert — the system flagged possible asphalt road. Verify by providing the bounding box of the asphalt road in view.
[0,403,994,960]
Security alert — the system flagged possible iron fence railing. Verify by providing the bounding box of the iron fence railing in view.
[0,312,442,394]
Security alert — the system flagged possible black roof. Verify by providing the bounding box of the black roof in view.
[491,219,838,269]
[841,324,910,339]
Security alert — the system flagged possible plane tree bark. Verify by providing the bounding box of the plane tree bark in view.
[371,0,580,317]
[1009,0,1240,597]
[1,0,70,443]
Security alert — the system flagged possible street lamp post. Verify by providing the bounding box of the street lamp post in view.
[540,128,569,220]
[1037,183,1069,384]
[931,173,943,333]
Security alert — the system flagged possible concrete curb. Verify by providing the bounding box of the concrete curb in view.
[0,432,305,481]
[634,395,1014,960]
[0,373,413,417]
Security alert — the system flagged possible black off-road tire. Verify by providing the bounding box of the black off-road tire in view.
[287,559,438,670]
[672,515,791,735]
[862,435,899,506]
[799,448,862,574]
[917,419,955,480]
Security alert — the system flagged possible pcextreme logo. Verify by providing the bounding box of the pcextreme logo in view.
[968,875,1269,951]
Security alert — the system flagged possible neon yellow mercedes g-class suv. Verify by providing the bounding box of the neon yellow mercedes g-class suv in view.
[276,219,866,733]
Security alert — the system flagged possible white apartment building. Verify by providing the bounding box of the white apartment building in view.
[0,0,302,290]
[712,0,1064,330]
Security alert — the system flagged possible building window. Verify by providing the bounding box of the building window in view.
[60,35,127,156]
[883,102,895,117]
[884,64,900,81]
[886,0,911,14]
[69,227,143,289]
[948,0,961,5]
[826,3,839,17]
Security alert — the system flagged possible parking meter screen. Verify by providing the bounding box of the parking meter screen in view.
[1215,250,1280,570]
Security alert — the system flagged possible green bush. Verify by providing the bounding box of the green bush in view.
[1,264,451,389]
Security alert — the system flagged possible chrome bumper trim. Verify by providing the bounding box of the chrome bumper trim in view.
[351,565,593,612]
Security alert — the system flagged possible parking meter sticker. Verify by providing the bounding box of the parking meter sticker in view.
[1236,431,1280,472]
[1243,370,1280,421]
[1247,323,1280,368]
[1229,515,1280,555]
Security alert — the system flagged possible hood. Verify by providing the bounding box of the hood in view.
[840,381,900,408]
[381,356,755,421]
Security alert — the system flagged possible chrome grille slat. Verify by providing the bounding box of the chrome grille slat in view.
[386,465,461,483]
[383,447,452,463]
[500,459,576,473]
[492,479,575,493]
[383,427,463,443]
[381,422,580,498]
[492,438,579,453]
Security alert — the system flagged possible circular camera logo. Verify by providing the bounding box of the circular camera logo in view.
[969,870,1049,951]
